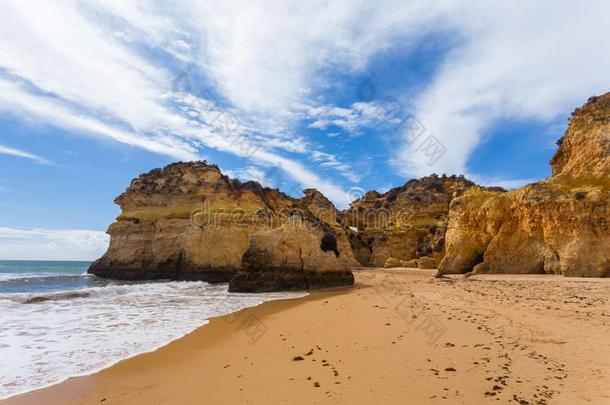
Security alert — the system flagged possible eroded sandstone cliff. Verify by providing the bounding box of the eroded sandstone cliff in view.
[88,162,357,285]
[438,94,610,277]
[228,213,356,292]
[343,175,484,267]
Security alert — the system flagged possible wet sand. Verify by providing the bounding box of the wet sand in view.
[4,269,610,404]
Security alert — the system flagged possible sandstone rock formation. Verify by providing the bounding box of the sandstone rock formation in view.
[438,94,610,278]
[401,259,419,268]
[228,214,355,292]
[344,175,482,267]
[383,257,402,268]
[417,256,438,269]
[88,162,357,285]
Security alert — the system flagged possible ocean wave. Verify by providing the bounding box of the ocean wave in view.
[0,280,211,304]
[0,280,307,399]
[0,272,90,282]
[23,291,92,303]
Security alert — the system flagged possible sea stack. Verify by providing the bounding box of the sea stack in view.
[437,93,610,277]
[88,162,293,282]
[88,161,357,289]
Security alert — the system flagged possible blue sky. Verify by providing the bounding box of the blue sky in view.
[0,1,609,259]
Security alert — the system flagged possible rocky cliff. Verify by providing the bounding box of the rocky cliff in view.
[90,93,609,287]
[228,212,356,292]
[88,162,357,285]
[438,93,610,277]
[343,175,483,267]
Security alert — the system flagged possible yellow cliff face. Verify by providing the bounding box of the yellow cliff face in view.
[439,94,610,277]
[343,175,483,267]
[228,215,356,292]
[88,161,358,286]
[550,94,610,179]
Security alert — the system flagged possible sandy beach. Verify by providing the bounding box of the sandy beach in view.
[4,269,610,405]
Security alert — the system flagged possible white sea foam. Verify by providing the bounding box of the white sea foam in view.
[0,272,81,282]
[0,281,307,399]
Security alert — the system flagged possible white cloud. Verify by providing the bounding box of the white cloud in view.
[224,166,271,187]
[179,0,451,116]
[1,0,609,207]
[0,144,53,165]
[245,149,352,206]
[305,101,399,135]
[0,2,171,131]
[0,79,200,161]
[0,0,353,204]
[0,227,109,261]
[470,176,534,191]
[310,150,360,183]
[396,1,610,178]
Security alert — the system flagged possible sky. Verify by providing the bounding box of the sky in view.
[0,0,609,260]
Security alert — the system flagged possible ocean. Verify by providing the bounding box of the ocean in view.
[0,260,306,399]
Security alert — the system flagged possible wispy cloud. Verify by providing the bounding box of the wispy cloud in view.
[395,2,610,178]
[0,0,358,204]
[0,144,53,165]
[0,79,200,161]
[305,101,397,135]
[0,0,608,206]
[0,227,109,261]
[310,150,360,183]
[470,175,534,191]
[224,166,272,187]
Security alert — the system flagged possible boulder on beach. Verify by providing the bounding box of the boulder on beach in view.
[417,256,438,269]
[383,257,402,268]
[400,259,419,268]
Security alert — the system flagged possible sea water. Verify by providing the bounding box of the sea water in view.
[0,260,306,399]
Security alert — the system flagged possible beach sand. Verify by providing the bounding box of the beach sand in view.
[4,269,610,405]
